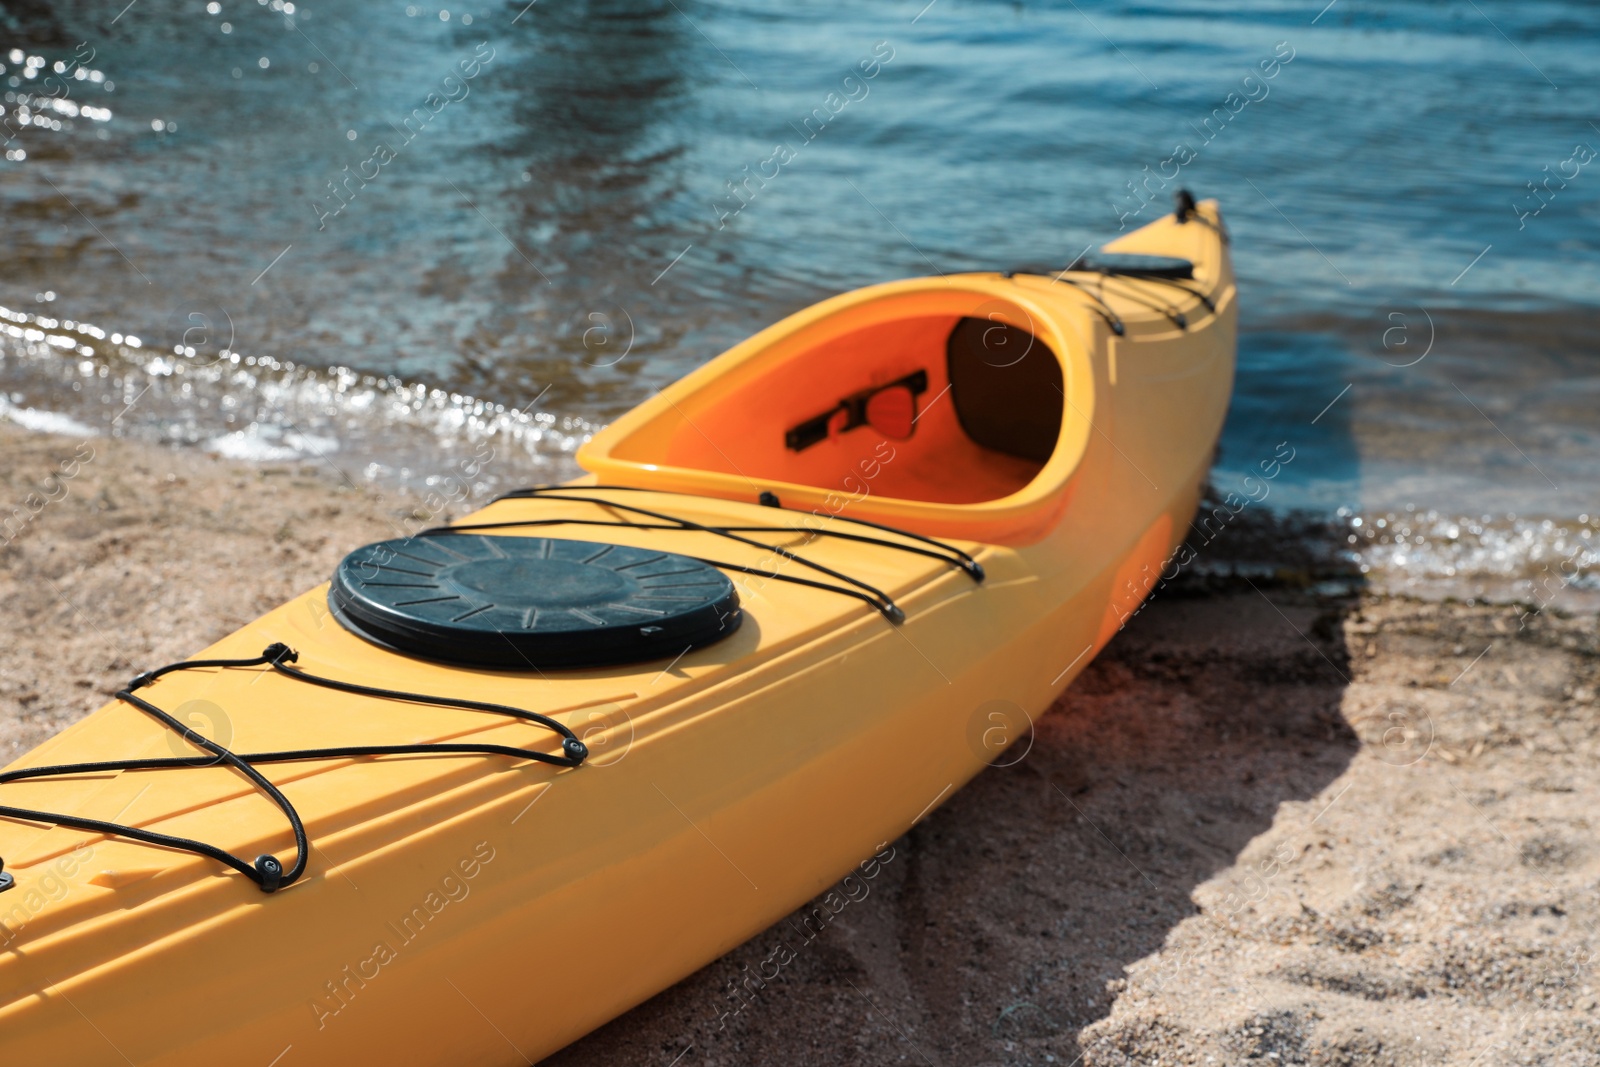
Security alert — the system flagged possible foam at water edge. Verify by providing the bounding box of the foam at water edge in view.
[1342,507,1599,612]
[0,304,595,506]
[4,304,1595,609]
[0,395,99,437]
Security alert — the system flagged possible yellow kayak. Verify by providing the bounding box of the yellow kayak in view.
[0,197,1235,1064]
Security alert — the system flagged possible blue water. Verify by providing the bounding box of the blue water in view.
[1,0,1597,589]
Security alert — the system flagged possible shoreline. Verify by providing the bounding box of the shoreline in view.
[3,425,1596,1065]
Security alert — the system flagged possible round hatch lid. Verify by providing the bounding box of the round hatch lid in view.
[328,535,741,670]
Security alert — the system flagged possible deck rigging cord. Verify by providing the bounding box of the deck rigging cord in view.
[1032,271,1127,336]
[1112,271,1217,314]
[495,485,983,573]
[989,263,1220,332]
[0,644,586,894]
[0,493,977,893]
[995,263,1216,332]
[470,485,987,623]
[996,187,1222,329]
[1091,274,1193,329]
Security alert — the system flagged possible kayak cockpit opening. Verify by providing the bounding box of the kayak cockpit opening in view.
[604,298,1066,507]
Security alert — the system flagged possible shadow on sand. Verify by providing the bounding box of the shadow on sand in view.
[550,583,1359,1066]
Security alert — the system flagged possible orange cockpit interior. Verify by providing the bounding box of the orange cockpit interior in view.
[612,308,1067,506]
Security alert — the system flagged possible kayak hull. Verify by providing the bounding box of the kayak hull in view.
[0,203,1234,1064]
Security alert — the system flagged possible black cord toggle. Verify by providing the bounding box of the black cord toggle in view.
[1175,188,1197,222]
[562,738,589,763]
[254,854,284,893]
[128,671,156,690]
[0,856,13,894]
[262,642,298,665]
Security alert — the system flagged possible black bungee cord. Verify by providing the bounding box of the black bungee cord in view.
[1024,266,1217,334]
[470,485,988,624]
[0,643,587,895]
[0,490,986,894]
[494,484,983,574]
[1040,272,1128,337]
[1111,271,1218,314]
[1092,274,1195,330]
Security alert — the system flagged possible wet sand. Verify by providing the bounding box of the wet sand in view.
[3,424,1596,1065]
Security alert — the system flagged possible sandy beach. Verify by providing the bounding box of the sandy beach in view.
[3,424,1595,1065]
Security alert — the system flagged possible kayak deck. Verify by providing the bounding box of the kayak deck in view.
[0,487,979,950]
[0,487,1052,1064]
